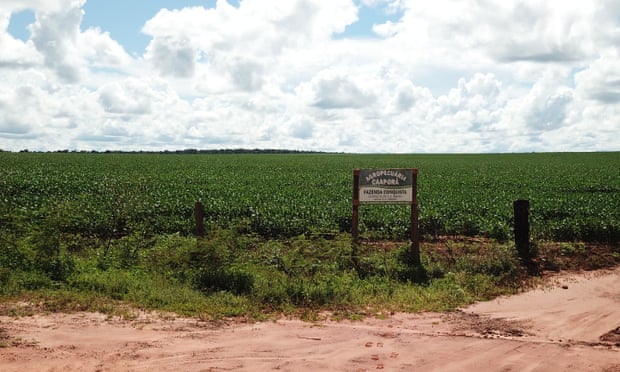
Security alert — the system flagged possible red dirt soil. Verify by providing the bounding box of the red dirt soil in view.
[1,266,619,371]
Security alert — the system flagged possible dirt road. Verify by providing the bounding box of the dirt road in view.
[1,266,619,371]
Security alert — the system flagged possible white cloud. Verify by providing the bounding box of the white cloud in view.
[79,28,131,68]
[29,1,85,82]
[0,75,96,150]
[377,0,616,68]
[289,118,314,140]
[575,51,620,103]
[297,68,376,109]
[0,0,619,153]
[142,0,357,82]
[97,79,153,115]
[226,56,265,91]
[0,10,42,68]
[145,35,196,78]
[387,80,431,113]
[1,1,129,77]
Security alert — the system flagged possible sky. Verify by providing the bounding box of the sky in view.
[0,0,619,153]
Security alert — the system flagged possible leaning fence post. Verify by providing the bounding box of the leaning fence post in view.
[513,199,530,262]
[352,170,360,243]
[352,170,360,268]
[195,200,205,238]
[410,169,420,265]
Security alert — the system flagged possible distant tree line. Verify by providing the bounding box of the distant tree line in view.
[8,148,336,155]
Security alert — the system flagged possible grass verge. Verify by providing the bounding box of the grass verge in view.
[1,230,618,321]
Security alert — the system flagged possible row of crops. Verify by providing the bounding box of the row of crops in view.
[1,152,619,243]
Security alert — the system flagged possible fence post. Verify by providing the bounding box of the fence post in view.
[513,199,530,262]
[352,169,360,243]
[410,169,420,265]
[352,170,360,268]
[195,200,205,238]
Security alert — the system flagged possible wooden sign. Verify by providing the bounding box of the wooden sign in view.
[352,168,420,264]
[359,169,414,204]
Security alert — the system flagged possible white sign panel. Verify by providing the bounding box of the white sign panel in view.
[359,169,413,204]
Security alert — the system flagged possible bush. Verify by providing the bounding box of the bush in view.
[194,267,254,295]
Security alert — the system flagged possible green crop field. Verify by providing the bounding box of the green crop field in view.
[1,151,618,241]
[0,151,619,318]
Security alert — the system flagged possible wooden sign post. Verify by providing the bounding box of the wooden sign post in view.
[353,168,420,264]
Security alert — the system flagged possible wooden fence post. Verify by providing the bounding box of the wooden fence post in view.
[410,169,420,265]
[513,199,530,262]
[352,170,360,268]
[352,169,360,243]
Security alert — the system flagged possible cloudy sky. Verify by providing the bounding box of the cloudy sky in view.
[0,0,619,153]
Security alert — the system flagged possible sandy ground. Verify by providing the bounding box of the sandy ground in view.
[1,266,619,372]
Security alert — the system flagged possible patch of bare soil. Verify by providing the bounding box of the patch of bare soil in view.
[442,310,534,338]
[1,266,619,372]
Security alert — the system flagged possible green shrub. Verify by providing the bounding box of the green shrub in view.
[69,269,133,300]
[194,267,254,295]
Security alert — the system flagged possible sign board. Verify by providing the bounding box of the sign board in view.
[359,169,414,204]
[352,167,420,264]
